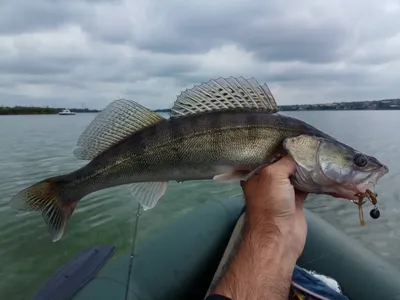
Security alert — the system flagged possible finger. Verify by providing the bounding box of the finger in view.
[259,156,296,181]
[240,171,260,188]
[295,190,308,202]
[272,155,296,175]
[295,197,304,211]
[295,194,308,212]
[295,189,308,206]
[240,180,247,189]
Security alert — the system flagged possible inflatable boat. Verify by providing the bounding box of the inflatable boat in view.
[32,196,400,300]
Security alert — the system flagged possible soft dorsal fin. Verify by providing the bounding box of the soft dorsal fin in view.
[169,77,278,118]
[74,99,164,160]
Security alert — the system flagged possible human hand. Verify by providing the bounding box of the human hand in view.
[240,155,308,260]
[211,156,308,299]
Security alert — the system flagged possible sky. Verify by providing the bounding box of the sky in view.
[1,0,399,110]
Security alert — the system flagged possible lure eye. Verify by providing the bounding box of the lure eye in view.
[354,153,368,167]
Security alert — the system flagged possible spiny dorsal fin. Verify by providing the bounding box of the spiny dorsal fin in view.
[169,77,278,118]
[74,99,164,160]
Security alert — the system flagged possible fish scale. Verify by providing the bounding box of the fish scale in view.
[9,77,389,242]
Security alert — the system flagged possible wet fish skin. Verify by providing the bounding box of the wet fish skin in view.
[284,134,388,199]
[66,110,332,191]
[9,77,389,242]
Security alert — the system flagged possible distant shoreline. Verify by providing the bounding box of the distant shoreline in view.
[154,108,400,112]
[0,107,101,115]
[154,98,400,112]
[2,97,400,115]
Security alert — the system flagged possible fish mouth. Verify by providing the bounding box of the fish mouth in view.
[334,165,388,226]
[355,165,388,195]
[329,165,389,201]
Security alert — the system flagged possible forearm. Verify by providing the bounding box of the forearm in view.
[212,215,297,300]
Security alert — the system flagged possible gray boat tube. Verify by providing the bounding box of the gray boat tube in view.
[43,196,400,300]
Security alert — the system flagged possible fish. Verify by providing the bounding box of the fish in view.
[9,76,389,242]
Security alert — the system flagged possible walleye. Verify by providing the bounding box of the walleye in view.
[9,77,389,242]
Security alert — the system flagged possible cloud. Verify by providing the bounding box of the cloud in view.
[0,0,399,109]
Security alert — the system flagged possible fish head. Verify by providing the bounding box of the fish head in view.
[283,134,389,200]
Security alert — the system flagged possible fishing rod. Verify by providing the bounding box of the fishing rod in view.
[124,203,142,300]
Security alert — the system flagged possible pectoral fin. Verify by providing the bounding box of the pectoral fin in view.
[213,170,248,183]
[213,163,275,183]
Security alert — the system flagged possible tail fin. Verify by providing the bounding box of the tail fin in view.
[9,177,78,242]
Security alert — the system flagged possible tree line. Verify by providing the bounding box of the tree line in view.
[0,106,100,115]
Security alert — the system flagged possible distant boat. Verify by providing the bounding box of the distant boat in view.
[58,109,76,115]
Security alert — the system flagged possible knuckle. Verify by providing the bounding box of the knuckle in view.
[260,165,273,178]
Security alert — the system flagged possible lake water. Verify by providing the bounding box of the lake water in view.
[0,111,400,299]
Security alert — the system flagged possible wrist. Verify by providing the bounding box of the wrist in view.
[245,212,300,263]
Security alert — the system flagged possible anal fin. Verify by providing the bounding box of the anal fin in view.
[130,182,168,211]
[42,203,75,242]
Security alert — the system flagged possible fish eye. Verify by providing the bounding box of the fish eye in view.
[354,153,368,167]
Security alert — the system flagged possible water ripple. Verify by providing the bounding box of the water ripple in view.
[1,112,400,299]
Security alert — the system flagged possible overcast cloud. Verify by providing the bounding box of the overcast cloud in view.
[0,0,399,109]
